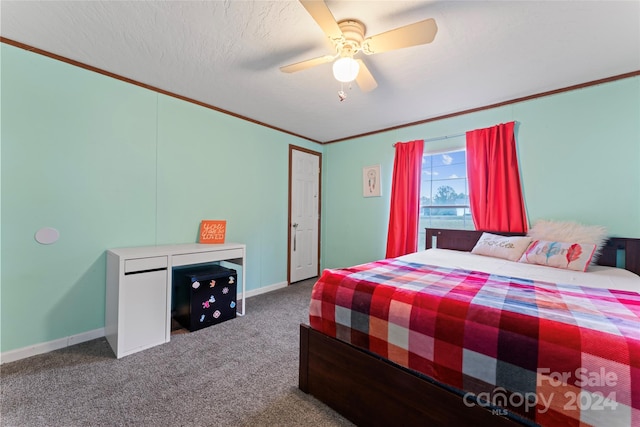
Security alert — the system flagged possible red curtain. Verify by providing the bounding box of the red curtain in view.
[466,122,528,232]
[385,139,424,258]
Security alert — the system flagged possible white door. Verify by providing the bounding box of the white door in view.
[290,148,320,283]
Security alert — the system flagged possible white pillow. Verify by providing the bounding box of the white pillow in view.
[471,232,533,262]
[527,220,608,262]
[518,240,596,272]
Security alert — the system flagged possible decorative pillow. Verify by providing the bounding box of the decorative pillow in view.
[518,240,596,272]
[471,232,533,261]
[527,220,608,263]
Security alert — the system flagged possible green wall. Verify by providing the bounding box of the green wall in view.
[0,44,320,352]
[322,77,640,269]
[2,42,639,355]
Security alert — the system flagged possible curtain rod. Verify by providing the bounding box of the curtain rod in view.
[393,132,465,147]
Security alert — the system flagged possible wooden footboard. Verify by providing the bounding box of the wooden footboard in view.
[299,324,523,427]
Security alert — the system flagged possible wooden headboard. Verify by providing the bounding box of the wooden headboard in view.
[425,228,640,276]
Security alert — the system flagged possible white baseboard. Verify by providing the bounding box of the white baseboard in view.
[242,281,288,299]
[1,281,291,365]
[0,328,105,365]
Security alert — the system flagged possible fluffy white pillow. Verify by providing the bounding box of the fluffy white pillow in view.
[471,232,533,262]
[527,220,608,263]
[518,240,596,272]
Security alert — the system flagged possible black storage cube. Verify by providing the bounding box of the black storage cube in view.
[172,264,237,332]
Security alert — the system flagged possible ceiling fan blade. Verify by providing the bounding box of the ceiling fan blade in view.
[355,59,378,92]
[280,54,335,73]
[363,18,437,55]
[299,0,343,41]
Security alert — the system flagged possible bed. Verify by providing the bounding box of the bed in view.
[299,228,640,427]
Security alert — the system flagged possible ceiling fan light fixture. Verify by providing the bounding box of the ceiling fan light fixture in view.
[332,57,360,83]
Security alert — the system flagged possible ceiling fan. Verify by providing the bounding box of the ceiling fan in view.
[280,0,438,93]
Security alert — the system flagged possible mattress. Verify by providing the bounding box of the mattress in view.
[399,249,640,292]
[309,249,640,426]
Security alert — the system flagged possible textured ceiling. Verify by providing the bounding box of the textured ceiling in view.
[1,1,639,143]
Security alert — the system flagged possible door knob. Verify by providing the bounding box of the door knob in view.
[292,223,298,251]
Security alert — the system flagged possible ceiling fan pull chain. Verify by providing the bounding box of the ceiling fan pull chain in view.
[338,82,347,102]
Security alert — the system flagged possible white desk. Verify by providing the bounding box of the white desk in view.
[105,243,246,358]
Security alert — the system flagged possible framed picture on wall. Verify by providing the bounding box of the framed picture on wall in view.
[363,165,381,197]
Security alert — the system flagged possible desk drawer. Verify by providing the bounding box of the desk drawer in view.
[172,249,243,267]
[124,256,168,274]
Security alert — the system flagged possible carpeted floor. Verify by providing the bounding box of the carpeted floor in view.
[0,278,354,427]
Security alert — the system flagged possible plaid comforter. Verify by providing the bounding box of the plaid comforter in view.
[309,259,640,426]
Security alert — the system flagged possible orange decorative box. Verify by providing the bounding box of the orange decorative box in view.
[199,220,227,244]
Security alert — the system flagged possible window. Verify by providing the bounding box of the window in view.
[418,149,474,250]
